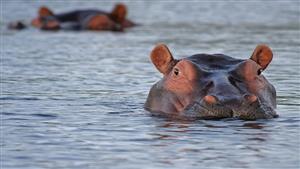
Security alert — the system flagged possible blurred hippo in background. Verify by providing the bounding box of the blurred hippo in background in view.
[31,3,136,31]
[7,21,27,30]
[145,44,278,120]
[9,3,136,32]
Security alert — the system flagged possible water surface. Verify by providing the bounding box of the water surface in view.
[1,1,300,169]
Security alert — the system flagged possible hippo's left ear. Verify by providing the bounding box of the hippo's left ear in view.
[150,44,175,75]
[250,44,273,70]
[39,6,54,17]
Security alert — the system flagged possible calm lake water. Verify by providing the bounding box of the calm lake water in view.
[1,1,300,169]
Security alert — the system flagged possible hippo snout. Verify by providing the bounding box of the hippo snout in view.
[182,94,276,120]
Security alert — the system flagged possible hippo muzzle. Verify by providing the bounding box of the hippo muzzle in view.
[145,44,278,120]
[183,95,277,120]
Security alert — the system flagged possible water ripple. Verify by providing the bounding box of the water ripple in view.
[2,1,300,169]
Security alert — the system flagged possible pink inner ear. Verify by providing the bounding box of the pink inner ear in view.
[150,44,174,74]
[111,3,127,23]
[39,6,54,17]
[251,45,273,70]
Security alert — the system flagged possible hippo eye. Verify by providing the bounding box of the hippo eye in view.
[257,68,263,75]
[174,68,179,76]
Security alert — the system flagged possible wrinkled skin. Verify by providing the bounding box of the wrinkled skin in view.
[28,3,136,31]
[145,44,278,120]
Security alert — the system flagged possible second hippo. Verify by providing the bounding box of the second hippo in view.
[28,3,136,31]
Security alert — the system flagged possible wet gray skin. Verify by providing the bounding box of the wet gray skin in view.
[145,44,277,120]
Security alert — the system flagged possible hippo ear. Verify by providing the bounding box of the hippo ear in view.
[150,44,175,74]
[39,6,54,17]
[250,44,273,70]
[111,3,127,23]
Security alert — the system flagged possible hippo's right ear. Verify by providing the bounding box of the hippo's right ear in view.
[150,44,175,75]
[38,6,54,17]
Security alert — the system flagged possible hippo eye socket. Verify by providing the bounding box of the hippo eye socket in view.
[174,68,179,76]
[257,68,263,75]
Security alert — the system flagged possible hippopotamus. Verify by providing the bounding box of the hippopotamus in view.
[145,44,278,120]
[31,3,136,31]
[9,3,136,31]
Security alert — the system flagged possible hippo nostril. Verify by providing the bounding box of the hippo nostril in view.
[244,94,258,104]
[203,95,218,104]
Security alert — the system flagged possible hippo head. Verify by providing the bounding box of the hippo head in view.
[31,6,60,30]
[145,44,277,120]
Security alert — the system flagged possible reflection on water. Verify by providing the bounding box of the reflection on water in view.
[242,122,264,129]
[2,0,300,169]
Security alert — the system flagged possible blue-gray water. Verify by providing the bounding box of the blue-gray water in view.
[1,1,300,169]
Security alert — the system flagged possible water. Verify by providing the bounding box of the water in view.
[1,0,300,169]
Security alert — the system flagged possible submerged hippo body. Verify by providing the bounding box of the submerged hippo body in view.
[145,44,277,120]
[30,3,136,31]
